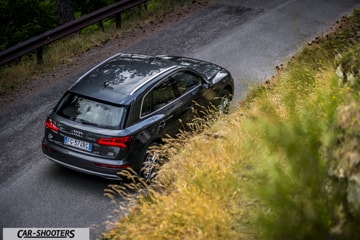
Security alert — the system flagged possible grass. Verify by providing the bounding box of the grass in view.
[102,7,360,240]
[0,0,197,96]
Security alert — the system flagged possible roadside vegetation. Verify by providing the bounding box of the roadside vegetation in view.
[0,0,197,96]
[103,8,360,240]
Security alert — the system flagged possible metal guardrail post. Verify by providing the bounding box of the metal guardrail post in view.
[37,47,44,65]
[0,0,147,66]
[116,13,122,29]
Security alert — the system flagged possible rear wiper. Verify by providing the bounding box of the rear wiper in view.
[76,118,98,126]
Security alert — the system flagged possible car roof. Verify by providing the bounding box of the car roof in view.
[68,53,179,105]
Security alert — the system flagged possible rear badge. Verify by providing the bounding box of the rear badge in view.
[71,130,83,138]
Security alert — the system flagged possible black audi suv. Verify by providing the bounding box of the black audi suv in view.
[42,53,234,181]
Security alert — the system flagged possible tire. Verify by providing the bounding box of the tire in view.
[140,143,160,182]
[217,89,232,114]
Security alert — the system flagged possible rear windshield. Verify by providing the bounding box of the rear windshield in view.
[55,92,125,129]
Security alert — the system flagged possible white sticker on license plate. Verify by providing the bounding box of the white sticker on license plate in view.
[64,136,92,152]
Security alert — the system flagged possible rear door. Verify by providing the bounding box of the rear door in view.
[140,70,208,139]
[141,76,181,138]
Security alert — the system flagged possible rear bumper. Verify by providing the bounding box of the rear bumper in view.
[42,140,136,180]
[45,155,122,180]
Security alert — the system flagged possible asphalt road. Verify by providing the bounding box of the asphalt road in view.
[1,0,359,239]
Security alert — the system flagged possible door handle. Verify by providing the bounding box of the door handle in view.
[158,115,173,130]
[182,106,193,113]
[159,121,166,130]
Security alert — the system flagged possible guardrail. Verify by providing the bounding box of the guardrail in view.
[0,0,147,66]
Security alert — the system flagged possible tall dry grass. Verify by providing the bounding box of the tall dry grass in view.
[103,8,360,240]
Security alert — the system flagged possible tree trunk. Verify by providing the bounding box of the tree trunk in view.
[57,0,74,24]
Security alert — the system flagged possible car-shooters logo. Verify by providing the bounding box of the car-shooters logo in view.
[3,228,89,240]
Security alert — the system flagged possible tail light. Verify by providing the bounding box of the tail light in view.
[45,118,59,132]
[98,136,132,148]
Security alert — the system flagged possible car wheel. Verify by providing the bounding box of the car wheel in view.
[217,89,232,114]
[140,143,160,182]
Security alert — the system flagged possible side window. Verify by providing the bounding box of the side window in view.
[142,93,151,116]
[141,78,177,116]
[172,71,202,95]
[153,78,177,110]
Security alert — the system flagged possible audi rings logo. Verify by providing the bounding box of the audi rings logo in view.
[71,130,83,137]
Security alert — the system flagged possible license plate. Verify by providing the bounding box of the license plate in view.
[64,136,92,152]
